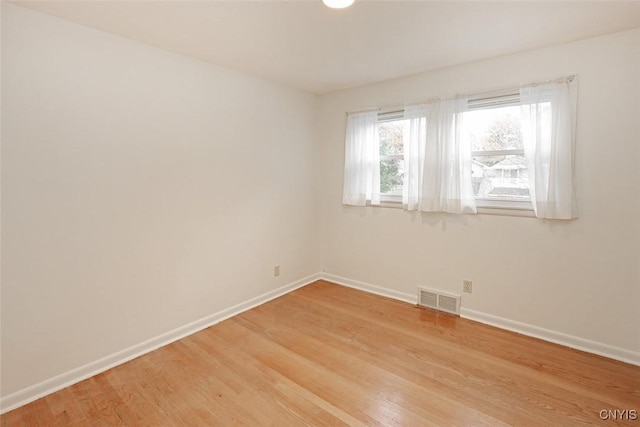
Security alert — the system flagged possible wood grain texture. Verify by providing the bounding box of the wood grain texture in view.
[3,280,639,426]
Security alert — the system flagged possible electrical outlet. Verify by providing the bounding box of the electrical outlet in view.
[463,280,472,293]
[273,265,280,277]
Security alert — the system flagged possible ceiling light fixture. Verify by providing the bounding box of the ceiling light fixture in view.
[323,0,355,9]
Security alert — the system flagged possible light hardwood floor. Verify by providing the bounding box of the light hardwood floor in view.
[2,280,639,426]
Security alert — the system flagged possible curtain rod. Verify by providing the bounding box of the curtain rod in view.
[345,74,576,116]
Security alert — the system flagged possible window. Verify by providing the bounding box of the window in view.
[377,111,405,202]
[376,100,533,209]
[375,94,536,209]
[463,94,532,210]
[343,77,576,218]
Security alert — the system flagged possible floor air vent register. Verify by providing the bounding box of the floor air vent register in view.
[417,287,461,315]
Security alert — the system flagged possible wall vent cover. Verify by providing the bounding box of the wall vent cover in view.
[417,287,461,315]
[419,289,438,309]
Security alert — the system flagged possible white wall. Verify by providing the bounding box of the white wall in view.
[318,29,640,357]
[2,1,639,409]
[1,3,318,398]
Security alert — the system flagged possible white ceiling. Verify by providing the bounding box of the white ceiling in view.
[13,1,640,94]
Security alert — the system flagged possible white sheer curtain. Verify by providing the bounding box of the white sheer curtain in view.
[342,111,380,206]
[402,105,427,210]
[520,79,577,219]
[403,98,476,214]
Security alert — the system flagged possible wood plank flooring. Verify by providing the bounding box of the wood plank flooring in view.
[2,280,639,426]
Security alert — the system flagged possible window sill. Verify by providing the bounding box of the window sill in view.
[476,207,535,218]
[379,201,403,209]
[368,200,535,217]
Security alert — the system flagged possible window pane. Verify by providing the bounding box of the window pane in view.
[381,157,403,196]
[464,105,523,152]
[473,155,530,200]
[378,120,404,156]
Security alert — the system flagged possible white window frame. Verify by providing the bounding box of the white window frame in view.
[466,91,533,211]
[372,91,535,212]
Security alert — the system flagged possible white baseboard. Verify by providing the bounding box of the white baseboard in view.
[320,273,417,305]
[0,273,322,414]
[460,308,640,367]
[320,274,639,366]
[4,271,638,414]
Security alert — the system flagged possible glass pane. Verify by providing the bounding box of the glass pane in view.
[378,120,404,156]
[464,105,523,152]
[380,157,403,196]
[472,155,530,199]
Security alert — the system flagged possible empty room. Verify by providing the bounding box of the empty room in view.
[2,0,639,425]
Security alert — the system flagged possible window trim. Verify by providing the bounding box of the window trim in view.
[380,194,402,203]
[474,197,532,210]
